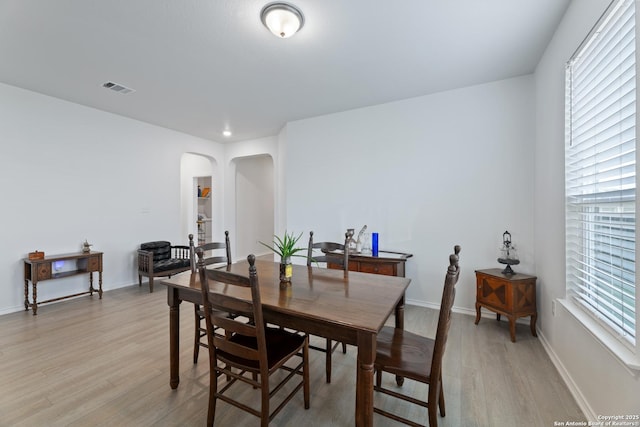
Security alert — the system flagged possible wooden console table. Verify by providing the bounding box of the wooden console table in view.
[474,268,537,342]
[24,251,103,315]
[329,251,413,278]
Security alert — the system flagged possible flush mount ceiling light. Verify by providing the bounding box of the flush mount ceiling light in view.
[260,2,304,38]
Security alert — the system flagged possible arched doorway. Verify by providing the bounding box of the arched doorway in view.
[233,154,274,258]
[180,153,219,244]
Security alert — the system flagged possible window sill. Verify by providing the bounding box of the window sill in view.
[558,298,640,375]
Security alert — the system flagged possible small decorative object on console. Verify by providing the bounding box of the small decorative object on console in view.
[346,229,357,253]
[82,239,93,253]
[28,250,45,260]
[355,225,367,253]
[372,233,379,256]
[497,230,519,275]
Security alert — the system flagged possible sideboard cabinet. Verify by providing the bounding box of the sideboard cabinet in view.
[328,251,412,278]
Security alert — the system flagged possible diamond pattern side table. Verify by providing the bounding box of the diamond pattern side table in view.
[474,268,537,342]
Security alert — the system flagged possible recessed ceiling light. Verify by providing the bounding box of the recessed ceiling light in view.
[222,130,232,137]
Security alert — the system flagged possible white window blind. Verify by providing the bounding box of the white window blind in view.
[565,0,636,345]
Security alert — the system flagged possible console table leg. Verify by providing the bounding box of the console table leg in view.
[89,272,94,296]
[32,283,38,315]
[24,279,29,311]
[98,271,103,299]
[474,302,481,324]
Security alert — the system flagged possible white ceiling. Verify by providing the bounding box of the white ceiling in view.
[0,0,570,143]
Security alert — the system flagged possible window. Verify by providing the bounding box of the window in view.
[565,0,636,346]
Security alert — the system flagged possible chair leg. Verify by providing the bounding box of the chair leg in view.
[325,339,332,383]
[149,276,154,293]
[438,374,446,416]
[341,342,347,353]
[207,354,217,426]
[261,373,269,427]
[428,381,441,427]
[193,305,201,364]
[138,274,142,287]
[428,393,440,427]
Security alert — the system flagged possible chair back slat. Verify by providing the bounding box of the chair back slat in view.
[213,313,256,336]
[214,337,260,361]
[201,255,229,266]
[209,295,253,317]
[307,231,350,269]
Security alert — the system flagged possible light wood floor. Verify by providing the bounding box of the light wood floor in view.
[0,284,584,426]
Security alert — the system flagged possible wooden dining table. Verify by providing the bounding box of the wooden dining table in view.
[159,254,411,427]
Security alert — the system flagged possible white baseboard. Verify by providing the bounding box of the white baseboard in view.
[406,298,532,324]
[537,329,596,421]
[0,304,29,316]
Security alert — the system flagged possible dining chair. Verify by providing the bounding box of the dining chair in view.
[190,231,231,364]
[306,230,349,383]
[197,251,310,426]
[373,245,461,427]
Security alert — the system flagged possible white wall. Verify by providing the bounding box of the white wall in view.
[534,0,640,418]
[285,75,536,311]
[0,82,223,314]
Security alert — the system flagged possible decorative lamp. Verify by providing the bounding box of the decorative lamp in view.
[497,230,519,275]
[260,2,304,38]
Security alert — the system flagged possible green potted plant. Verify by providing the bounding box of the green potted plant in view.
[260,231,307,283]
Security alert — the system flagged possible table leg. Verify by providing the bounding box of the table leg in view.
[474,302,481,324]
[168,288,181,389]
[394,295,405,330]
[356,332,375,427]
[89,272,94,296]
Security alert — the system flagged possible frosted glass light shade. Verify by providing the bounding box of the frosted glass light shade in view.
[261,3,304,38]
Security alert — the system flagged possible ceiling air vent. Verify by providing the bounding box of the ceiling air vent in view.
[102,81,135,94]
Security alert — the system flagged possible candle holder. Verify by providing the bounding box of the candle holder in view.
[497,230,519,275]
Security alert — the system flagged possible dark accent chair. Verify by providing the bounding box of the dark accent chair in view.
[190,231,231,364]
[306,230,350,383]
[198,251,310,426]
[373,245,461,427]
[137,236,193,293]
